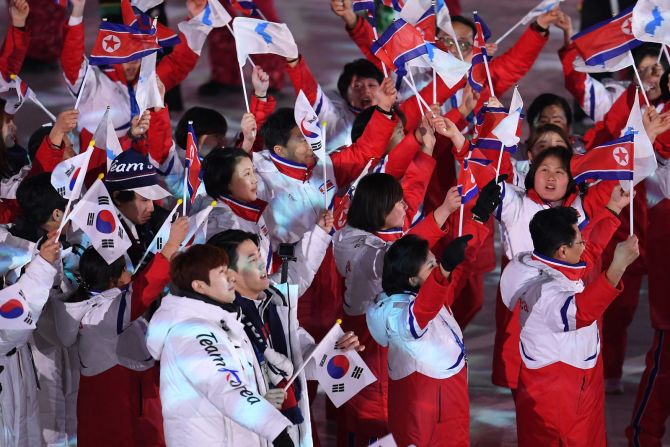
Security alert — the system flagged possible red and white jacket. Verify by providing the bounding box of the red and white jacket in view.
[501,210,622,370]
[60,15,203,141]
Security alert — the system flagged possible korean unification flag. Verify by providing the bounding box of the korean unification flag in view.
[136,52,163,116]
[295,90,323,154]
[407,43,471,88]
[632,0,670,44]
[621,93,658,187]
[51,147,94,200]
[309,324,376,408]
[0,282,39,330]
[492,86,524,147]
[68,179,132,264]
[233,17,298,68]
[520,0,563,26]
[93,108,123,172]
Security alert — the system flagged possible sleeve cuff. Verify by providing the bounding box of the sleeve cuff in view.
[68,16,83,26]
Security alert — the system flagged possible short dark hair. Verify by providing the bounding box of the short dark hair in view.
[526,93,573,129]
[202,147,250,199]
[170,244,229,293]
[632,43,666,70]
[524,146,577,198]
[450,15,476,37]
[530,207,579,257]
[382,234,429,296]
[111,190,136,204]
[27,125,53,162]
[337,59,383,104]
[175,107,228,150]
[11,173,67,242]
[351,106,406,143]
[347,173,404,233]
[661,68,670,102]
[260,108,296,151]
[207,229,260,270]
[525,123,572,154]
[78,247,127,292]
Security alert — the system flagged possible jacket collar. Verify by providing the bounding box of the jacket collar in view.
[527,188,578,208]
[374,227,404,242]
[220,195,267,224]
[269,151,314,182]
[530,251,586,281]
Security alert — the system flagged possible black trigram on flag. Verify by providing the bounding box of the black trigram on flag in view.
[101,239,114,248]
[351,366,363,379]
[87,213,94,226]
[98,196,110,205]
[117,227,124,239]
[332,383,345,393]
[156,237,163,250]
[65,166,74,177]
[57,187,66,196]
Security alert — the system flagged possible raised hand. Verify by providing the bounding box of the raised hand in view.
[606,185,632,215]
[330,0,357,28]
[10,0,29,28]
[439,234,473,274]
[375,77,398,113]
[251,65,270,99]
[50,110,79,147]
[130,110,151,138]
[317,210,334,234]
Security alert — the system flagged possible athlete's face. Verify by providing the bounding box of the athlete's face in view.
[231,239,270,297]
[533,155,569,203]
[528,131,569,161]
[228,156,258,203]
[347,76,380,110]
[557,224,586,265]
[383,199,407,230]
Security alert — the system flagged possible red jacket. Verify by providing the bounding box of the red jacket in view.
[0,25,29,76]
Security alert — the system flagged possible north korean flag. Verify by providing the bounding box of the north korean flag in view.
[571,134,634,183]
[381,0,405,12]
[185,122,202,205]
[121,0,180,48]
[572,8,643,67]
[458,158,479,205]
[467,12,491,93]
[89,22,160,66]
[371,18,429,74]
[473,106,518,153]
[228,0,260,17]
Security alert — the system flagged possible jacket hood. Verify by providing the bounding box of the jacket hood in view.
[146,293,234,361]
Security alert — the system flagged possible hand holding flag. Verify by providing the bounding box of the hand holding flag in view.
[136,52,164,116]
[495,0,563,44]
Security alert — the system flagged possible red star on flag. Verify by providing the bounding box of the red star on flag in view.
[613,146,629,166]
[103,35,121,53]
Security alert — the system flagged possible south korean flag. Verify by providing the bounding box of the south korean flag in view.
[0,283,37,330]
[67,178,132,264]
[309,323,376,408]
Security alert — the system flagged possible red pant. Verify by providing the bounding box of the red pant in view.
[77,365,164,447]
[602,270,643,379]
[626,330,670,446]
[516,360,606,446]
[207,0,286,89]
[389,368,469,447]
[337,314,389,446]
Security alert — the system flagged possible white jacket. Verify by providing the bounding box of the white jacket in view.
[366,291,466,380]
[0,256,57,447]
[333,225,390,316]
[500,252,600,370]
[253,150,337,245]
[146,294,291,447]
[497,183,589,261]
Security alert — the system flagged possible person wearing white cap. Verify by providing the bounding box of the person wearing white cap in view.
[105,149,173,268]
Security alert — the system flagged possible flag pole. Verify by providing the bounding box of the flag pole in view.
[629,180,634,236]
[494,16,525,45]
[134,199,182,274]
[407,68,425,118]
[321,121,329,210]
[74,66,90,110]
[657,45,664,64]
[401,77,432,114]
[371,27,389,77]
[432,0,437,105]
[458,203,464,236]
[183,161,189,216]
[239,63,251,112]
[630,50,651,107]
[30,96,58,122]
[284,319,342,390]
[474,11,496,98]
[664,45,670,64]
[495,143,505,179]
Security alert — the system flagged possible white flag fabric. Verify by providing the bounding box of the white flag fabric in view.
[197,0,232,28]
[295,90,323,154]
[68,179,132,264]
[136,52,164,116]
[620,93,658,188]
[407,43,471,88]
[399,0,432,24]
[233,17,299,68]
[51,147,94,200]
[0,281,39,330]
[573,52,634,73]
[520,0,563,26]
[435,0,457,45]
[93,108,123,171]
[632,0,670,44]
[492,86,524,147]
[309,324,377,408]
[140,202,180,258]
[177,0,230,56]
[368,434,398,447]
[183,201,216,247]
[130,0,163,12]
